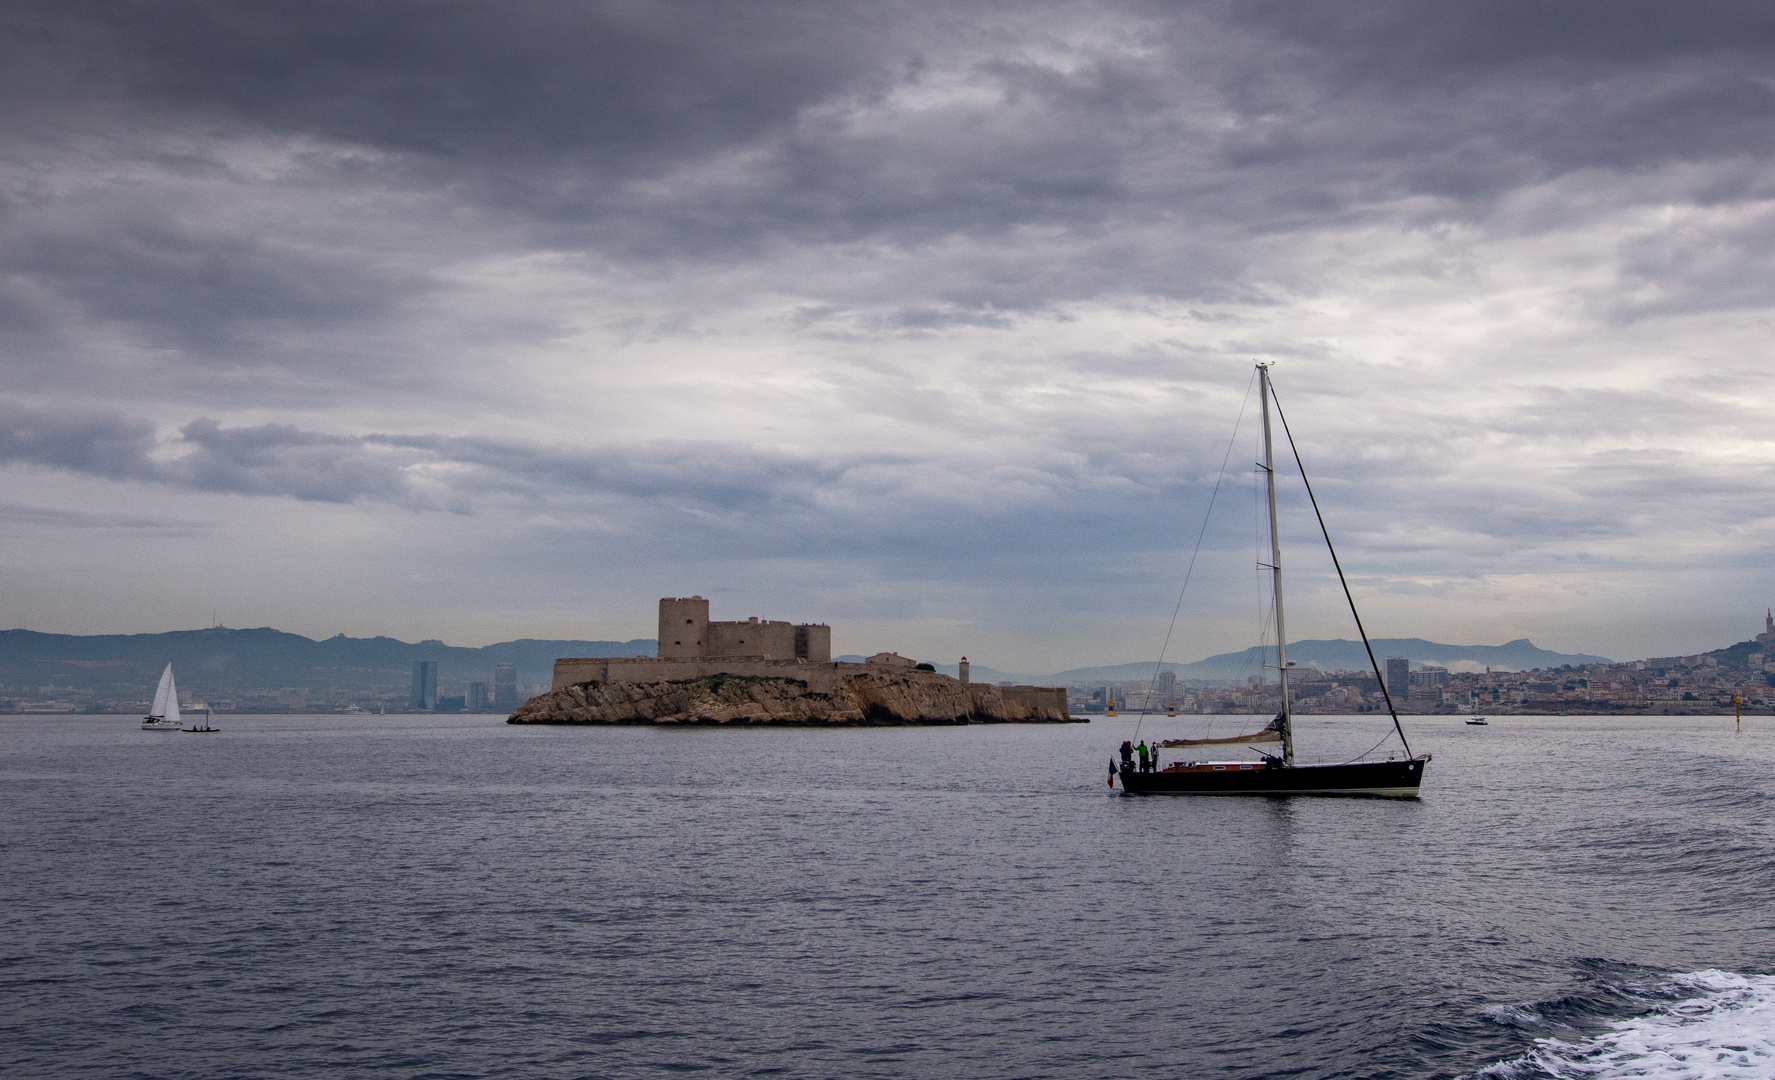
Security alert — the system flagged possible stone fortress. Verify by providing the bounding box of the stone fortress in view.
[521,597,1072,725]
[657,596,832,665]
[551,596,851,693]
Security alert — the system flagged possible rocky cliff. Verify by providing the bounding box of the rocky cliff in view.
[506,670,1077,725]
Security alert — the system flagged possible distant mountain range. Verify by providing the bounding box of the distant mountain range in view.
[0,626,652,707]
[0,627,1614,708]
[1038,638,1612,686]
[922,638,1612,686]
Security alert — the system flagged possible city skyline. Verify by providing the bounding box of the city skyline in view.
[3,4,1775,673]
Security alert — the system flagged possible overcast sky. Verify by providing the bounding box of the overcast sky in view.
[4,1,1775,671]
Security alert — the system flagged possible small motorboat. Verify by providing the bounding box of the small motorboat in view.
[1466,716,1489,725]
[182,706,219,733]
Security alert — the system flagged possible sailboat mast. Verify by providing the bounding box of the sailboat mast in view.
[1258,364,1295,766]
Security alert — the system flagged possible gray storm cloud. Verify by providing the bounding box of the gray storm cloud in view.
[2,1,1774,664]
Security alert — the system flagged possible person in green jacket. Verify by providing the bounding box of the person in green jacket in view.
[1136,740,1150,773]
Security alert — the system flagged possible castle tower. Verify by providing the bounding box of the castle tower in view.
[658,596,710,659]
[794,624,832,663]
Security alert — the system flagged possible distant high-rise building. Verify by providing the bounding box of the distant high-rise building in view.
[1408,666,1447,689]
[467,681,491,711]
[1408,665,1446,706]
[1385,657,1409,701]
[1157,670,1177,701]
[411,661,438,710]
[493,663,518,709]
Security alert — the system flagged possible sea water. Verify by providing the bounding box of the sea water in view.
[1,712,1771,1079]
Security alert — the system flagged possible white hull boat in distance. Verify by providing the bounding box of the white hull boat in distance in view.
[142,664,182,731]
[1116,363,1430,799]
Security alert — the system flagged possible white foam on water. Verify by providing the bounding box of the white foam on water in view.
[1484,1003,1552,1028]
[1476,971,1775,1079]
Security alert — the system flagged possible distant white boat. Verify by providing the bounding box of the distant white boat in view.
[141,664,182,731]
[1467,716,1489,725]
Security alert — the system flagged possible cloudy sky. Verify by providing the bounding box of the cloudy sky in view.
[4,1,1774,671]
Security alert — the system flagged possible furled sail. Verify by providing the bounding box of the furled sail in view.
[1158,715,1283,747]
[148,663,181,726]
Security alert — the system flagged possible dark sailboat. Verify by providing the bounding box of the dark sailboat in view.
[1119,364,1430,798]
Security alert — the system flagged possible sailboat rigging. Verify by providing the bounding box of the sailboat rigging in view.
[1118,363,1429,797]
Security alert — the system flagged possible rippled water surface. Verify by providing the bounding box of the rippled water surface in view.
[3,713,1773,1078]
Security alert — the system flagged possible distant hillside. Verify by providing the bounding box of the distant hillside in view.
[0,627,654,706]
[1043,661,1171,685]
[1045,638,1612,686]
[0,627,1617,708]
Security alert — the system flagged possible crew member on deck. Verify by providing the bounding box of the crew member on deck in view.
[1120,740,1133,769]
[1136,740,1150,772]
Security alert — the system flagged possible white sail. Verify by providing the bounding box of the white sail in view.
[148,663,181,726]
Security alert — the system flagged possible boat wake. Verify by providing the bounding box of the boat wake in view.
[1474,970,1775,1078]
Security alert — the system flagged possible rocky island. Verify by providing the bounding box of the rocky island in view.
[507,597,1076,726]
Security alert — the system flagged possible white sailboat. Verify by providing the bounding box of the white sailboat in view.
[141,663,182,731]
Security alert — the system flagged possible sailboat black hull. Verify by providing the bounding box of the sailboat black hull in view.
[1120,757,1427,798]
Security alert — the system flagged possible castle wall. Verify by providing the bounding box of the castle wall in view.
[707,619,798,659]
[554,656,847,694]
[994,685,1069,718]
